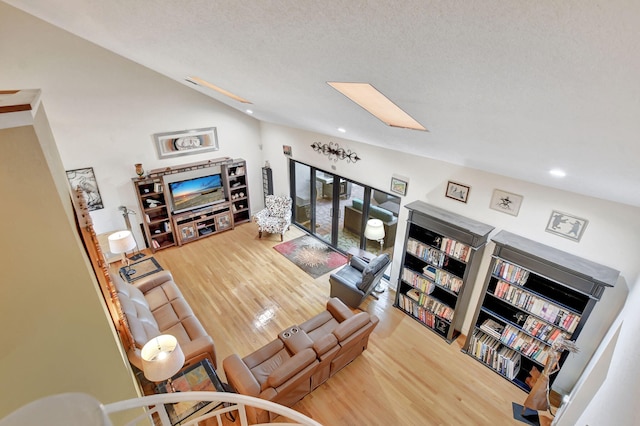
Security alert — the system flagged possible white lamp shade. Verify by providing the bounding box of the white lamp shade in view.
[141,335,185,382]
[108,230,136,254]
[364,218,385,241]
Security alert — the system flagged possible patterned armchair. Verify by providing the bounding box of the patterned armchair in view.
[254,195,292,241]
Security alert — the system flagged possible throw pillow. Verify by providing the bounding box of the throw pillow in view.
[364,253,390,276]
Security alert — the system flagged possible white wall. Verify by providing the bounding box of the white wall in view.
[259,121,639,396]
[0,2,263,248]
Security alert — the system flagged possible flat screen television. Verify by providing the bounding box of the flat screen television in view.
[168,174,225,214]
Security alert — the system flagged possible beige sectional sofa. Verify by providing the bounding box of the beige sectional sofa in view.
[223,297,379,423]
[110,270,217,371]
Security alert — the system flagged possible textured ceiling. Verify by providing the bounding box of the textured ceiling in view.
[5,0,640,206]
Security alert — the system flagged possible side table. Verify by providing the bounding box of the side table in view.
[156,358,229,425]
[346,247,376,263]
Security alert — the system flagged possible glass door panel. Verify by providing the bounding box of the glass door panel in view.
[336,180,365,253]
[313,171,336,243]
[365,189,401,256]
[293,162,312,231]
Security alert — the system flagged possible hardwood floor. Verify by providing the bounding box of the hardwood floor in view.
[152,223,537,425]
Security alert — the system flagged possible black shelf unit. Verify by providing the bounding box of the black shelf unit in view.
[463,230,619,392]
[395,201,494,343]
[262,166,273,204]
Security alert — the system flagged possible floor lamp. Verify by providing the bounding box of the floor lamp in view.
[364,218,385,253]
[119,205,145,260]
[364,219,386,292]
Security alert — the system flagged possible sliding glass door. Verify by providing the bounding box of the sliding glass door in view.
[289,160,400,259]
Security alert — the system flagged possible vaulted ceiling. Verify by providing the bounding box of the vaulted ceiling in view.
[6,0,640,206]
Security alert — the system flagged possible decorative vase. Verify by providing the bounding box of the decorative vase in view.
[135,163,144,178]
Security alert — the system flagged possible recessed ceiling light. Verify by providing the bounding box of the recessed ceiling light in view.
[337,127,346,133]
[549,169,567,177]
[327,82,427,131]
[246,109,253,114]
[186,76,252,104]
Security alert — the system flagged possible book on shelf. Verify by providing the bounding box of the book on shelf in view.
[480,319,504,340]
[406,288,421,302]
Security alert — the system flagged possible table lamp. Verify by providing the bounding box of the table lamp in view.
[364,218,385,253]
[141,335,185,392]
[108,230,136,266]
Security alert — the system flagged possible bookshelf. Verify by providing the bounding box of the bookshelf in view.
[133,177,175,252]
[463,230,619,392]
[225,159,251,225]
[395,201,494,342]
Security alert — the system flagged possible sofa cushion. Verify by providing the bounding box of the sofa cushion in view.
[364,254,390,276]
[267,348,316,388]
[333,312,371,342]
[115,280,161,348]
[265,195,291,218]
[357,254,390,291]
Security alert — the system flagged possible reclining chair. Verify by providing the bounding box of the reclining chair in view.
[253,195,292,241]
[329,253,390,308]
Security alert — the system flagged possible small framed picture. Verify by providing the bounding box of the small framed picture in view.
[490,189,523,216]
[153,182,163,193]
[154,127,218,159]
[283,145,292,156]
[66,167,104,211]
[390,176,408,196]
[545,210,588,242]
[445,181,470,203]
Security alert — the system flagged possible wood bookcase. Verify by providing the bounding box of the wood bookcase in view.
[133,157,250,251]
[462,230,619,392]
[226,159,251,225]
[134,177,176,252]
[395,201,494,343]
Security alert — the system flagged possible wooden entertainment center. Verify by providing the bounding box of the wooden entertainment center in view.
[133,157,250,252]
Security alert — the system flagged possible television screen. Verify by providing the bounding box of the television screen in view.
[168,174,225,213]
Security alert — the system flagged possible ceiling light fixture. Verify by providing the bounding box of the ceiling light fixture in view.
[246,109,253,114]
[186,76,252,104]
[337,127,346,133]
[549,169,567,178]
[327,82,427,131]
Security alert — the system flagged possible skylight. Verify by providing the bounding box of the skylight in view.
[327,82,427,131]
[186,76,252,104]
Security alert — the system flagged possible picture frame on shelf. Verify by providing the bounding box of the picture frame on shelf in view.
[154,127,218,159]
[489,189,523,216]
[545,210,588,242]
[153,182,163,193]
[66,167,104,211]
[445,181,470,203]
[390,176,408,196]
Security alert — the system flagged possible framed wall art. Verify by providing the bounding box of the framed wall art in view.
[445,181,470,203]
[545,210,588,242]
[490,189,524,216]
[390,176,408,196]
[154,127,218,159]
[66,167,104,211]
